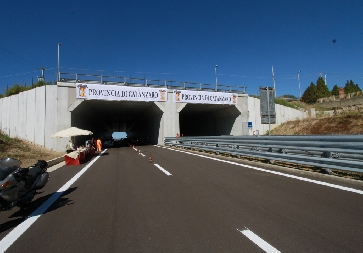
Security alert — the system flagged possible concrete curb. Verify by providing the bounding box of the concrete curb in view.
[47,156,64,167]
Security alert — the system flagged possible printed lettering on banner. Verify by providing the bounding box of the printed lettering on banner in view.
[76,83,167,102]
[173,90,237,105]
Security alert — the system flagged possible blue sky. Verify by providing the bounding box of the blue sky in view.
[1,0,362,97]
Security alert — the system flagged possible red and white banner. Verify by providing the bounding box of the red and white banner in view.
[173,90,237,104]
[76,83,167,102]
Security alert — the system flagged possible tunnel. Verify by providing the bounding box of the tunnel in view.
[68,99,241,147]
[179,104,241,136]
[70,100,163,146]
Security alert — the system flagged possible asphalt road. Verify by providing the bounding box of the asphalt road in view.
[0,145,362,252]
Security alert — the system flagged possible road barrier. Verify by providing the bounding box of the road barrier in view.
[164,135,363,174]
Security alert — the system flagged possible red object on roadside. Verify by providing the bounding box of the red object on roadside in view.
[149,154,153,163]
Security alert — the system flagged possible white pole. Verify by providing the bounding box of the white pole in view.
[298,70,301,98]
[272,65,276,97]
[215,65,218,91]
[58,43,61,81]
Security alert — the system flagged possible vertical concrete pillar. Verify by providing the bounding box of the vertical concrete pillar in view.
[159,90,183,143]
[230,94,249,136]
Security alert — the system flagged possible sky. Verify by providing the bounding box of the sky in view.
[1,0,362,98]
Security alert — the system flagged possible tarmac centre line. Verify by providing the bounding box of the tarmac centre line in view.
[0,150,107,253]
[154,164,172,176]
[156,146,363,195]
[238,229,281,253]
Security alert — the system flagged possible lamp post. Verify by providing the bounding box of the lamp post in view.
[58,43,61,81]
[215,65,218,91]
[298,70,301,98]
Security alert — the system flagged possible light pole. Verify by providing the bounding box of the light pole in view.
[215,65,218,91]
[58,43,61,81]
[298,70,301,98]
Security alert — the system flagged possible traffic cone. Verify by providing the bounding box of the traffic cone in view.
[148,154,153,163]
[138,149,141,155]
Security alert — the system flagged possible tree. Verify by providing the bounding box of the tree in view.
[2,80,52,97]
[316,77,331,98]
[301,82,319,104]
[5,84,29,96]
[344,80,361,94]
[331,84,340,96]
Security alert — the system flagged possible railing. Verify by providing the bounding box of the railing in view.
[164,135,363,174]
[58,72,247,93]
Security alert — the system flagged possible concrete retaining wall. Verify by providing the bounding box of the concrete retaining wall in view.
[247,97,307,135]
[0,86,308,152]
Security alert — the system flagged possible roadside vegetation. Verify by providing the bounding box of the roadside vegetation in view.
[0,130,64,167]
[0,80,52,98]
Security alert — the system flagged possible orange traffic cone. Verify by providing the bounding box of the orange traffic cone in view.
[149,154,153,163]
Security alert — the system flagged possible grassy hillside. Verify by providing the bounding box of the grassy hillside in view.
[271,114,363,135]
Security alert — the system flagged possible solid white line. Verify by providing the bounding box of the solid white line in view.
[154,164,172,176]
[238,229,280,253]
[0,150,107,253]
[157,146,363,195]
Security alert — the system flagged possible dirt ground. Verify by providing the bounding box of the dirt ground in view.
[0,138,65,168]
[271,114,363,135]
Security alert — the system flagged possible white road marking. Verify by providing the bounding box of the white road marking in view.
[238,229,281,253]
[157,146,363,195]
[154,164,172,176]
[0,150,107,253]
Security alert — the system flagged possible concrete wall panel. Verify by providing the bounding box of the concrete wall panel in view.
[26,89,36,143]
[247,97,307,135]
[1,97,10,136]
[56,86,71,151]
[45,86,58,151]
[9,94,19,138]
[34,87,46,146]
[0,98,2,131]
[18,91,27,139]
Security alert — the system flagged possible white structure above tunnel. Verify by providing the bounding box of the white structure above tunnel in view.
[0,82,307,152]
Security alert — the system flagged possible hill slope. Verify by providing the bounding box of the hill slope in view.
[271,115,363,135]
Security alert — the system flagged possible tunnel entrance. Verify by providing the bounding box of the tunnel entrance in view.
[179,104,241,136]
[70,100,163,146]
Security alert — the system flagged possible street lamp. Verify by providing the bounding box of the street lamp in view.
[298,70,301,98]
[58,43,61,81]
[215,65,218,91]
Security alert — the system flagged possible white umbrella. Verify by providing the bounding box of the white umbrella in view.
[51,127,93,138]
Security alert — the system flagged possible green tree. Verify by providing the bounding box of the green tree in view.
[2,80,52,97]
[5,83,29,96]
[344,80,361,94]
[301,82,319,104]
[316,77,331,98]
[331,84,340,96]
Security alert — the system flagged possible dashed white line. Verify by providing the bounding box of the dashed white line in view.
[238,229,281,253]
[154,164,172,176]
[157,146,363,195]
[0,150,107,253]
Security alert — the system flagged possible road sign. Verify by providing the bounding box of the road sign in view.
[248,122,252,128]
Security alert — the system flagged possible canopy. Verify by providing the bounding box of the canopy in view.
[51,127,93,138]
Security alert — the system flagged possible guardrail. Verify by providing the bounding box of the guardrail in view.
[58,72,247,93]
[164,135,363,174]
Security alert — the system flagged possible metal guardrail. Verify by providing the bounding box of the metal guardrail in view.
[164,135,363,174]
[58,72,247,93]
